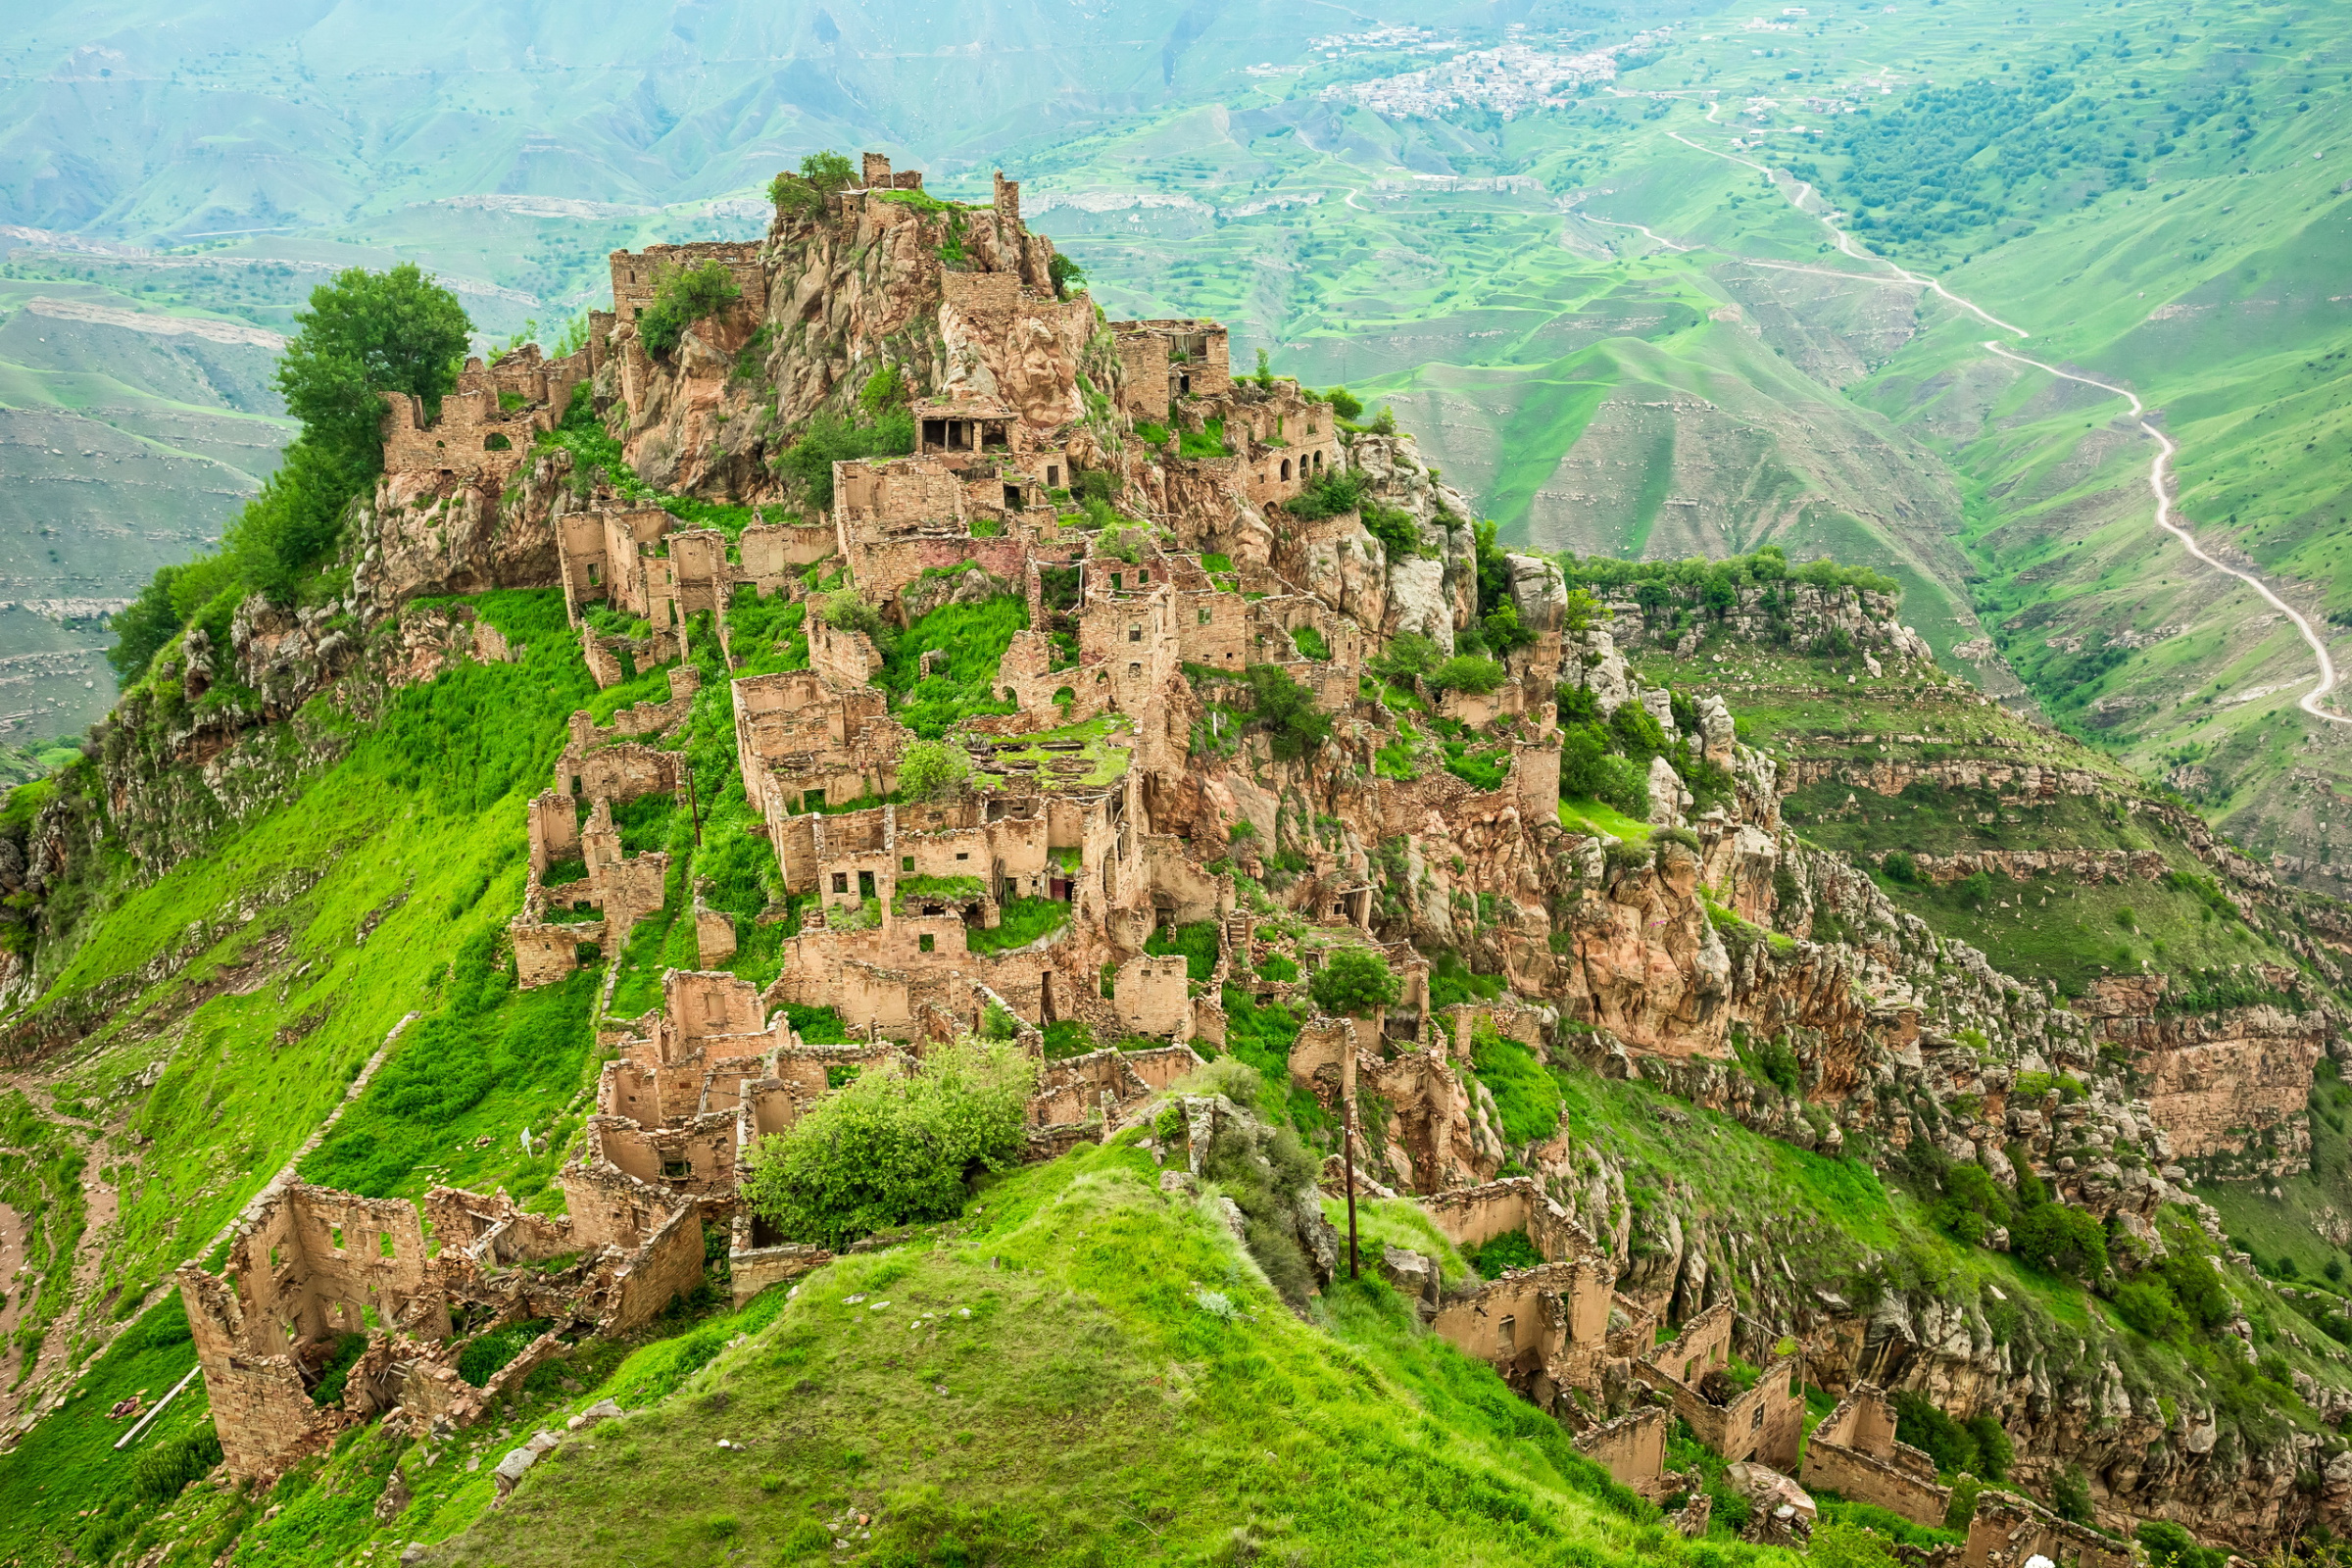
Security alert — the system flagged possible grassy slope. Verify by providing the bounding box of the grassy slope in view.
[0,591,620,1390]
[1628,631,2308,1000]
[264,1138,1770,1568]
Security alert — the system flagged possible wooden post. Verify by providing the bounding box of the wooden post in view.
[1343,1025,1359,1280]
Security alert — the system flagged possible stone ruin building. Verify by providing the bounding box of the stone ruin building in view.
[172,147,2166,1561]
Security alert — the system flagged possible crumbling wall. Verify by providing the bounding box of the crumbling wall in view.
[1964,1490,2132,1568]
[1573,1405,1669,1496]
[1801,1387,1952,1529]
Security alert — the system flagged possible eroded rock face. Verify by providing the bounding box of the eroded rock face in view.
[1386,556,1454,654]
[351,449,581,616]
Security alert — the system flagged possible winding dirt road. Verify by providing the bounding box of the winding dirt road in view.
[1582,119,2349,724]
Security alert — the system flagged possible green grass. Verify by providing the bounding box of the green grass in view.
[1557,796,1651,846]
[0,1296,215,1566]
[1316,1195,1473,1291]
[1144,919,1220,982]
[424,1141,1752,1568]
[974,714,1134,791]
[878,596,1028,737]
[1466,1025,1562,1147]
[964,897,1070,956]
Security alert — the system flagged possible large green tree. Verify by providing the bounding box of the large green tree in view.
[111,266,471,681]
[274,262,472,479]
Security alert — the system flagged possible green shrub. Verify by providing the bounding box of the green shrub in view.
[1368,631,1442,684]
[1468,1230,1544,1278]
[2113,1278,2186,1341]
[457,1318,553,1388]
[2138,1520,2226,1568]
[1146,920,1221,982]
[131,1427,224,1505]
[773,409,916,511]
[308,1330,370,1406]
[2049,1466,2093,1526]
[1429,656,1505,695]
[1308,948,1399,1019]
[742,1041,1036,1247]
[638,261,742,358]
[1243,664,1331,760]
[2011,1200,2109,1281]
[898,738,971,803]
[769,150,856,218]
[1290,624,1331,662]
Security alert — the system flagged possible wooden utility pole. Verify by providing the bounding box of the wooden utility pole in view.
[1342,1030,1359,1280]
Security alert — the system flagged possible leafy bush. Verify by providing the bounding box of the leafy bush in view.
[1243,664,1331,761]
[898,739,971,803]
[768,149,856,218]
[1368,631,1442,684]
[773,409,916,511]
[309,1330,370,1406]
[1468,1230,1544,1279]
[1284,468,1370,521]
[1930,1160,2013,1245]
[743,1041,1037,1248]
[111,265,472,680]
[1048,252,1086,300]
[2049,1466,2094,1526]
[1290,624,1331,662]
[638,261,742,358]
[1893,1389,2010,1480]
[1429,656,1505,695]
[1309,948,1400,1019]
[1321,386,1364,422]
[2138,1520,2227,1568]
[457,1318,553,1387]
[2113,1278,2187,1341]
[2011,1200,2109,1281]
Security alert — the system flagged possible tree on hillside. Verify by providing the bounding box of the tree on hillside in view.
[769,149,858,219]
[275,262,472,480]
[111,265,471,681]
[1309,948,1400,1019]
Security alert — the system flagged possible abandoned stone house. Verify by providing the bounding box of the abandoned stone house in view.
[380,344,591,490]
[1111,319,1233,415]
[1800,1386,1953,1528]
[177,1169,702,1480]
[1634,1301,1806,1473]
[1964,1490,2135,1568]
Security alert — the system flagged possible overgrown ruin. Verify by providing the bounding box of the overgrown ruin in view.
[0,150,2291,1560]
